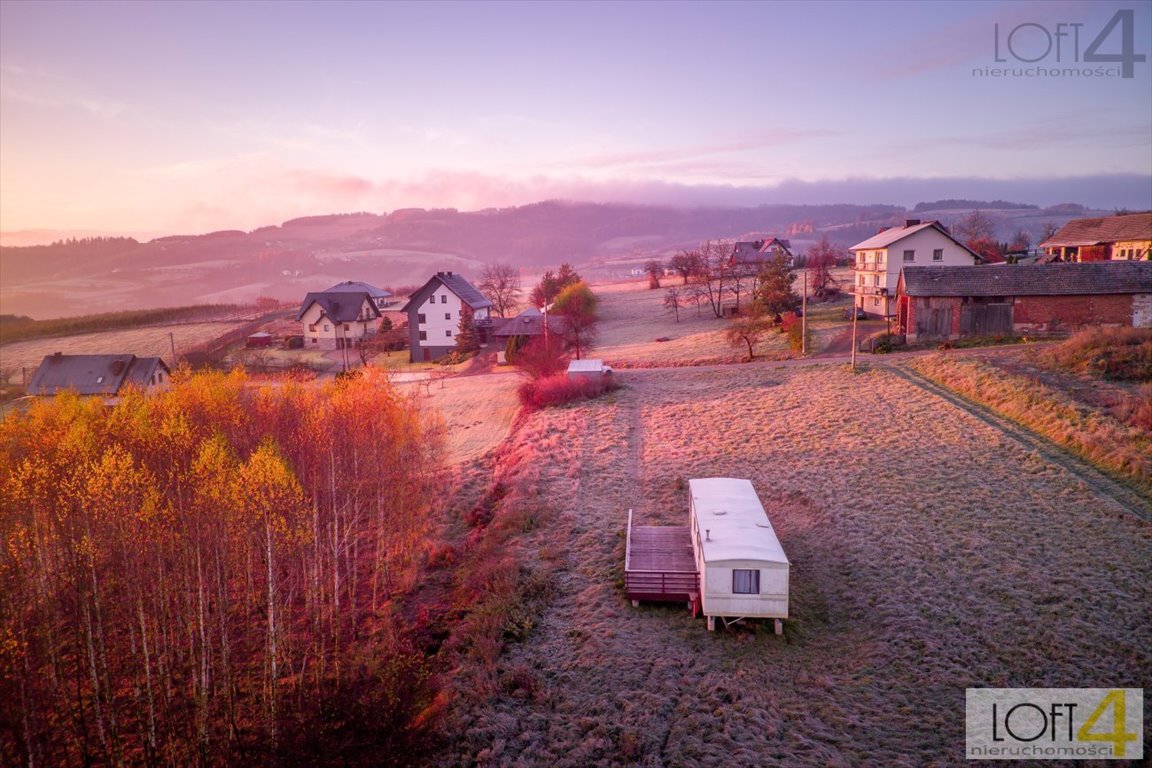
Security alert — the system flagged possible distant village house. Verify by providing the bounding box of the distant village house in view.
[731,237,794,274]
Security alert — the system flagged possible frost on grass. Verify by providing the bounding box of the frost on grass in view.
[439,365,1151,767]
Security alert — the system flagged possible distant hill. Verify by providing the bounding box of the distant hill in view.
[912,199,1039,212]
[0,198,1105,319]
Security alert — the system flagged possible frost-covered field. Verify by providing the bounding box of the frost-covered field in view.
[441,364,1151,767]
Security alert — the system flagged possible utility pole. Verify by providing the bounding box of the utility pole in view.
[801,270,808,356]
[169,332,177,366]
[850,300,858,371]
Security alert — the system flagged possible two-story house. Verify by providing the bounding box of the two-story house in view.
[296,290,381,349]
[401,272,493,361]
[849,220,982,318]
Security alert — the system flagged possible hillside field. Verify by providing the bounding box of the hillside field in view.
[437,363,1151,767]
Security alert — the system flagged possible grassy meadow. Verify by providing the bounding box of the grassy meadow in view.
[435,363,1151,767]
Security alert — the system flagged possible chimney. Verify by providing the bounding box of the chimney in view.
[905,219,921,227]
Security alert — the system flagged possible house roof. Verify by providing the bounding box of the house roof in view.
[491,307,565,338]
[400,271,493,313]
[900,262,1152,297]
[324,280,392,299]
[731,237,794,265]
[295,291,380,322]
[1038,212,1152,249]
[27,353,170,396]
[850,220,982,262]
[689,478,789,565]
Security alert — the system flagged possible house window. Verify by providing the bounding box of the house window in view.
[418,331,427,341]
[444,312,452,320]
[903,250,915,262]
[308,324,317,332]
[311,338,318,345]
[323,324,330,332]
[441,295,448,304]
[344,324,350,331]
[417,313,426,324]
[933,248,944,261]
[445,329,453,337]
[732,569,760,594]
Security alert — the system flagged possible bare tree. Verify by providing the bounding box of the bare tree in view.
[478,263,522,318]
[954,210,998,243]
[695,240,736,318]
[663,286,684,323]
[723,314,773,361]
[644,259,663,289]
[669,250,703,285]
[805,236,842,299]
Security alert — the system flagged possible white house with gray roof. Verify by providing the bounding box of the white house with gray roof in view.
[850,219,982,318]
[296,290,381,349]
[401,272,493,361]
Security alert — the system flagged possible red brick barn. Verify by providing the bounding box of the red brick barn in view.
[896,262,1152,342]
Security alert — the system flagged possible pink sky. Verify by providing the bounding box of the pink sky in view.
[1,0,1149,240]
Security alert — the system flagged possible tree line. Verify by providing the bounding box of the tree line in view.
[0,369,446,765]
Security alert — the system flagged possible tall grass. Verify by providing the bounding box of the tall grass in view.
[1041,327,1152,381]
[911,354,1152,488]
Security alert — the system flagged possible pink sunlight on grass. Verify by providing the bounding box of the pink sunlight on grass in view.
[1,0,1149,238]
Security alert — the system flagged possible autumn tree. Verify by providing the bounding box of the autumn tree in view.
[644,259,663,289]
[0,369,446,766]
[530,263,581,307]
[478,263,522,318]
[693,240,737,318]
[551,281,599,360]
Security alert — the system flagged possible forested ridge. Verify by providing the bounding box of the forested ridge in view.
[0,369,447,765]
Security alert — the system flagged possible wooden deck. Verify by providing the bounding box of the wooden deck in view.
[624,510,699,605]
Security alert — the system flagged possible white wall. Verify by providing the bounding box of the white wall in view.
[700,561,789,619]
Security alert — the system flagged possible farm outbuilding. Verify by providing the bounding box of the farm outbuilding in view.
[689,478,789,632]
[246,332,273,348]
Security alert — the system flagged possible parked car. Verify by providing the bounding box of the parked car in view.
[843,306,867,320]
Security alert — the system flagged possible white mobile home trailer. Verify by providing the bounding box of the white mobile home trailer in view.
[688,478,789,632]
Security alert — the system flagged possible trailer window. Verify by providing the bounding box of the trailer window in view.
[732,569,760,594]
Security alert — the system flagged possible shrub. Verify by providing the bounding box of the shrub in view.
[517,373,618,409]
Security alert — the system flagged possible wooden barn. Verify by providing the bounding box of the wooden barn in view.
[897,262,1152,342]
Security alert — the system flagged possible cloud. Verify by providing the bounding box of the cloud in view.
[574,129,839,171]
[0,63,126,120]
